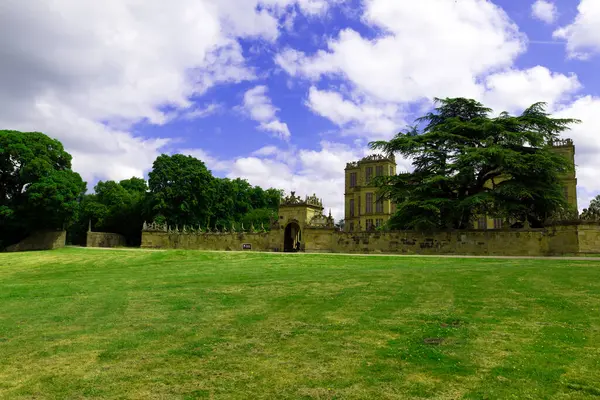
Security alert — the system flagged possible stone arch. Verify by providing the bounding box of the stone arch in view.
[284,221,301,252]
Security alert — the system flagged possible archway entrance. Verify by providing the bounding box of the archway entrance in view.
[284,222,301,252]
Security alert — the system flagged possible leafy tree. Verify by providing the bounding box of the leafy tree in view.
[581,195,600,221]
[370,98,579,230]
[0,130,86,248]
[148,154,215,227]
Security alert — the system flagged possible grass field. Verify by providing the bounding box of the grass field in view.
[2,249,600,399]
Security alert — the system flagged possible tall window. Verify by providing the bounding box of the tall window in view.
[349,199,355,217]
[376,218,383,228]
[366,193,373,213]
[376,198,383,213]
[366,167,373,184]
[477,216,487,230]
[349,222,354,232]
[376,165,383,177]
[493,218,503,229]
[349,172,357,188]
[563,186,569,201]
[389,166,394,176]
[366,219,374,230]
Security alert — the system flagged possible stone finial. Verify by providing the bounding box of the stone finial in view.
[143,221,148,231]
[260,222,265,232]
[88,219,92,232]
[231,222,236,233]
[241,223,245,232]
[250,223,255,233]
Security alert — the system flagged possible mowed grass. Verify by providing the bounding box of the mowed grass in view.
[2,250,600,399]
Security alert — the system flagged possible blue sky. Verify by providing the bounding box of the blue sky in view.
[1,0,599,219]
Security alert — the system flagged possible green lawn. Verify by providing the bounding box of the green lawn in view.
[2,249,600,399]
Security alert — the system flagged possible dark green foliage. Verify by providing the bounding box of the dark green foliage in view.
[370,98,580,230]
[147,154,281,231]
[0,130,86,249]
[148,154,215,228]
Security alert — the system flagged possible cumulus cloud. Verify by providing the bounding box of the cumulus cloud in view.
[0,0,334,185]
[240,86,291,140]
[482,66,581,114]
[306,87,405,139]
[553,0,600,59]
[531,0,558,24]
[276,0,526,104]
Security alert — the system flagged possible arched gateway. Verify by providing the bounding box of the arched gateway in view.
[277,191,334,252]
[284,222,301,252]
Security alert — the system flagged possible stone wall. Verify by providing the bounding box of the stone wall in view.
[140,224,600,256]
[141,231,280,252]
[575,224,600,254]
[332,225,583,256]
[86,232,127,248]
[5,230,66,252]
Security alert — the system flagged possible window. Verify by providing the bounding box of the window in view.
[349,172,357,188]
[376,165,383,177]
[493,218,503,229]
[349,222,354,232]
[358,196,361,216]
[366,167,373,184]
[349,199,355,217]
[563,186,569,201]
[366,219,374,230]
[376,198,383,213]
[376,218,383,228]
[366,193,373,213]
[389,166,394,176]
[477,216,487,230]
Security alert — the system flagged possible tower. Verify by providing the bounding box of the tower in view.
[550,138,578,211]
[344,154,396,232]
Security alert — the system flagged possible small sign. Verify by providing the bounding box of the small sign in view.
[242,243,252,250]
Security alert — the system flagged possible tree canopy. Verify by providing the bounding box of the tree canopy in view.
[370,98,580,230]
[0,130,86,248]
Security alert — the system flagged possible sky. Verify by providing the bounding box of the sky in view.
[1,0,599,221]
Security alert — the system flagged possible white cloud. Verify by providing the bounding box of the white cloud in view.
[241,86,291,140]
[0,0,338,185]
[482,66,581,114]
[306,87,405,139]
[276,0,526,105]
[181,103,223,120]
[553,0,600,59]
[531,0,558,24]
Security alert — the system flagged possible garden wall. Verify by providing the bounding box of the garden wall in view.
[140,224,600,256]
[86,232,127,248]
[141,231,280,252]
[331,225,582,256]
[5,230,66,252]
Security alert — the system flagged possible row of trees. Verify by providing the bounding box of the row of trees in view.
[1,130,282,249]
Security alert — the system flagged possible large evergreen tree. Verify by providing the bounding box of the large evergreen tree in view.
[370,98,579,230]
